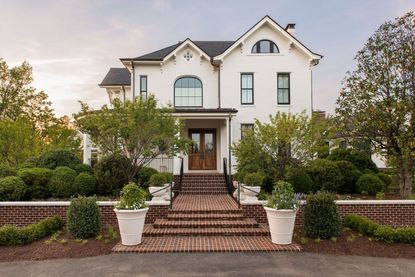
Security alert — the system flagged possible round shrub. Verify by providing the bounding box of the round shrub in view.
[377,172,392,189]
[37,149,81,169]
[0,176,28,201]
[71,163,94,175]
[304,191,341,239]
[49,166,77,198]
[306,159,342,192]
[328,148,378,172]
[161,172,174,183]
[116,183,147,209]
[135,167,158,189]
[0,164,17,178]
[17,168,53,199]
[73,173,96,196]
[362,168,376,175]
[94,154,129,195]
[149,173,167,187]
[67,196,102,239]
[334,161,362,193]
[243,172,264,186]
[356,174,385,195]
[284,167,313,193]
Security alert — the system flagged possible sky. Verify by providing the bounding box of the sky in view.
[1,0,413,117]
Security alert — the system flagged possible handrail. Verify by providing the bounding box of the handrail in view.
[149,182,174,209]
[223,158,233,195]
[178,157,184,194]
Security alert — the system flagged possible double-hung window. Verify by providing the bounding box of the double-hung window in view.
[277,73,290,105]
[140,75,147,98]
[241,124,254,139]
[241,73,254,105]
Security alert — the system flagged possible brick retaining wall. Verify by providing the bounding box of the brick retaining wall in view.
[0,202,169,227]
[241,200,415,227]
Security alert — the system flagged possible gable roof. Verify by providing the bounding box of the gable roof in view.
[99,68,131,86]
[122,41,234,62]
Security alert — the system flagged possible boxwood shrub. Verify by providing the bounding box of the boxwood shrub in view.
[306,159,342,192]
[344,214,415,245]
[304,191,341,239]
[284,167,313,193]
[17,167,53,199]
[73,172,96,196]
[94,154,129,195]
[0,164,17,178]
[71,163,94,175]
[0,216,64,246]
[135,167,158,189]
[37,149,81,169]
[49,166,77,198]
[356,173,384,195]
[67,196,102,239]
[376,172,392,190]
[0,176,28,201]
[327,148,378,172]
[334,160,362,193]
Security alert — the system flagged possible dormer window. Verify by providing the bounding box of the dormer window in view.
[251,40,279,54]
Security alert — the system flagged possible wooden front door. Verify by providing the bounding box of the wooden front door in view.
[188,129,217,170]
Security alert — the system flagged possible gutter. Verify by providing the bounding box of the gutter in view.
[131,60,135,99]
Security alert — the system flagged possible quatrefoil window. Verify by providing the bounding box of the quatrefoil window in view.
[184,52,193,61]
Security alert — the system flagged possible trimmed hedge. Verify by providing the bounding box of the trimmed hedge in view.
[0,176,28,201]
[67,196,102,239]
[135,167,158,189]
[49,166,77,198]
[94,154,129,195]
[37,149,81,169]
[17,167,53,199]
[306,159,342,192]
[71,163,94,175]
[344,214,415,245]
[0,164,17,178]
[284,167,313,193]
[0,216,64,246]
[328,148,378,172]
[73,173,96,196]
[334,160,362,193]
[356,173,384,195]
[304,191,341,239]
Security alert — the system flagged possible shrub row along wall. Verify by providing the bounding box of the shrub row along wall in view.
[241,200,415,227]
[0,202,169,227]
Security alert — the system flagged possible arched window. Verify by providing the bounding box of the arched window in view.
[251,40,279,54]
[174,77,202,107]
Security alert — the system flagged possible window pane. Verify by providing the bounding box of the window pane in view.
[174,77,202,107]
[259,40,271,53]
[241,74,252,89]
[242,89,253,104]
[140,76,147,91]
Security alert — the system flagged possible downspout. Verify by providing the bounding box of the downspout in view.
[218,63,221,108]
[131,60,135,99]
[310,69,314,113]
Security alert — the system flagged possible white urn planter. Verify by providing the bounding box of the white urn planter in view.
[162,184,173,201]
[114,208,149,246]
[242,186,261,202]
[149,185,168,202]
[264,207,297,245]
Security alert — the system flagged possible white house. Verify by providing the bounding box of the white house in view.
[96,15,323,174]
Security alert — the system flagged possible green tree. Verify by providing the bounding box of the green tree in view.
[232,111,332,182]
[335,12,415,197]
[75,96,188,181]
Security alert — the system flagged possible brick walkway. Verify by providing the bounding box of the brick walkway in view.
[113,174,301,253]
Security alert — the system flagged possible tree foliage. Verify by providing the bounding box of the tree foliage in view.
[335,12,415,197]
[75,96,188,181]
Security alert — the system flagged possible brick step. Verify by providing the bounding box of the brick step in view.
[180,188,228,191]
[143,225,270,237]
[112,236,302,253]
[180,191,229,195]
[153,219,259,228]
[167,213,245,221]
[170,209,241,214]
[180,184,227,188]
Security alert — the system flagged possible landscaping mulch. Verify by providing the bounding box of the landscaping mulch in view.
[0,231,117,263]
[294,229,415,260]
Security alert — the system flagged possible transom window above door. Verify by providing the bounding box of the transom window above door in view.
[251,40,279,54]
[174,77,203,107]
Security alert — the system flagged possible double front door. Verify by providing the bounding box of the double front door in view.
[188,129,216,170]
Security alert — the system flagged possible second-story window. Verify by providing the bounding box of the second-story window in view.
[174,77,202,107]
[241,73,254,105]
[241,124,254,139]
[277,73,290,105]
[140,75,147,98]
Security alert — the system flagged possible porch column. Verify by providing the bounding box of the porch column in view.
[173,118,181,175]
[82,133,92,165]
[225,116,232,175]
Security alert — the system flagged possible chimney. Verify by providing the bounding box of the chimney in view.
[285,23,296,36]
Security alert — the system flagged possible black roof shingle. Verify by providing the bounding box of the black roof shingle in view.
[99,68,131,86]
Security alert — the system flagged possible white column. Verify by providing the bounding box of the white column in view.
[173,117,181,175]
[82,133,92,165]
[225,117,230,173]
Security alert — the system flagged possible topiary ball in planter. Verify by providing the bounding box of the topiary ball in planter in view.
[73,173,96,196]
[356,174,385,195]
[243,172,264,187]
[161,172,174,184]
[0,176,28,201]
[67,196,102,239]
[149,173,167,187]
[304,191,341,239]
[49,166,77,198]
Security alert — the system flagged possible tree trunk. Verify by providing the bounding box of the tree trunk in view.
[397,155,413,198]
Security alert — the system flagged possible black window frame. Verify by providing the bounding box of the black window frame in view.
[241,124,254,139]
[277,73,290,105]
[251,39,280,54]
[140,75,147,98]
[174,76,203,108]
[240,73,254,105]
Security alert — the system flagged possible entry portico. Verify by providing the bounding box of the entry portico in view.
[172,108,237,174]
